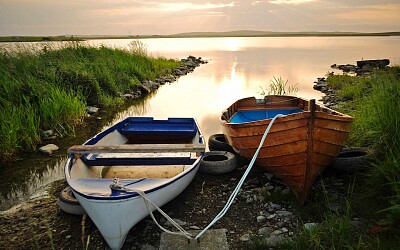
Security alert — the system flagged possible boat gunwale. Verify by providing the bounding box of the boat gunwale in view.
[220,95,353,126]
[65,155,201,201]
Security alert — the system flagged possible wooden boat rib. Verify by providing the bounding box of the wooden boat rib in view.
[64,117,205,249]
[220,95,353,204]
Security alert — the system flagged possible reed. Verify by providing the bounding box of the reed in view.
[0,41,181,163]
[259,76,299,96]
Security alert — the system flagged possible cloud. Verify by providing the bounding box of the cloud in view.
[157,2,236,12]
[269,0,316,5]
[86,1,236,17]
[334,4,400,23]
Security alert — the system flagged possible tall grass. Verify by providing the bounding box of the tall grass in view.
[0,41,182,163]
[329,67,400,222]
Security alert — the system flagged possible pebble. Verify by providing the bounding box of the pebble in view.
[239,233,250,242]
[164,218,187,227]
[257,215,266,223]
[271,229,283,236]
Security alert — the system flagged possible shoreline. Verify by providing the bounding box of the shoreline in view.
[1,31,400,43]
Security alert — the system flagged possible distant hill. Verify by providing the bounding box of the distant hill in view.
[169,30,400,38]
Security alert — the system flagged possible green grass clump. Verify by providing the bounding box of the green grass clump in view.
[0,41,181,163]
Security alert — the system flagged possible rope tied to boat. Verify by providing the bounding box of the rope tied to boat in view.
[110,178,193,239]
[109,114,284,240]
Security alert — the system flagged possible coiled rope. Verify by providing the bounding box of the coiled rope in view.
[110,114,284,240]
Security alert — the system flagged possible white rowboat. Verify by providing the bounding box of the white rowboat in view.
[64,117,205,249]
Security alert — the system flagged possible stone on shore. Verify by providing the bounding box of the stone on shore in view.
[39,144,59,155]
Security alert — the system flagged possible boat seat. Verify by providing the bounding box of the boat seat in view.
[82,153,199,166]
[101,165,190,179]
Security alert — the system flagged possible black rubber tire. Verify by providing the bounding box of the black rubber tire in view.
[58,187,85,215]
[208,134,235,153]
[330,147,372,173]
[199,151,237,175]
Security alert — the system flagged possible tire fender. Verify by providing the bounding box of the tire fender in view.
[208,134,235,153]
[330,147,372,173]
[199,151,237,175]
[58,187,85,215]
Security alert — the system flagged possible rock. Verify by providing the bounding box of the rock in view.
[239,233,250,242]
[164,218,187,227]
[258,227,273,236]
[264,184,274,191]
[86,106,99,115]
[281,188,291,195]
[267,214,276,220]
[39,144,59,155]
[269,202,282,211]
[173,68,184,76]
[270,229,283,236]
[246,197,254,204]
[140,244,157,250]
[276,210,293,218]
[42,130,54,137]
[304,222,318,230]
[122,93,133,99]
[264,173,274,181]
[263,235,284,247]
[257,215,266,223]
[142,80,159,90]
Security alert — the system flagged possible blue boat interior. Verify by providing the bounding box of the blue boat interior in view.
[119,117,198,144]
[230,108,303,123]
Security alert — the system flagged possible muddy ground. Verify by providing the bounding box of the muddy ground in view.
[0,162,284,250]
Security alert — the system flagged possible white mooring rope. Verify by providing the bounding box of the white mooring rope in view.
[110,114,284,240]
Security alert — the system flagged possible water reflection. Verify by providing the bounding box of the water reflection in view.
[1,36,400,210]
[0,154,66,210]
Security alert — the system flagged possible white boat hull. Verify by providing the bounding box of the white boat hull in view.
[73,161,199,250]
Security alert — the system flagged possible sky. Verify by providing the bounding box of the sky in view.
[0,0,399,36]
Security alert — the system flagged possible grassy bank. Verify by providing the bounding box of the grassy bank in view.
[0,41,181,164]
[284,67,400,249]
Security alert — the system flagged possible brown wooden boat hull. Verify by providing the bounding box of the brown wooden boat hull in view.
[220,95,353,204]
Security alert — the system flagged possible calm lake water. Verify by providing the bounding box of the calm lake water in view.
[1,36,400,210]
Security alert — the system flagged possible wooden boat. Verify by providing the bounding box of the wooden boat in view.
[220,95,353,204]
[64,117,205,250]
